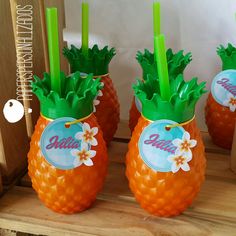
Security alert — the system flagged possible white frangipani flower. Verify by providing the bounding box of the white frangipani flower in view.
[93,89,103,112]
[223,93,236,112]
[167,154,191,173]
[98,90,103,97]
[172,131,197,159]
[75,123,98,146]
[71,143,96,167]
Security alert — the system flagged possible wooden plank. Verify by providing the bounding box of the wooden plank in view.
[0,229,17,236]
[206,152,236,182]
[0,229,33,236]
[2,160,236,236]
[108,141,128,163]
[114,120,130,140]
[0,0,29,183]
[9,0,33,137]
[0,0,66,184]
[230,123,236,173]
[0,173,2,195]
[0,130,5,194]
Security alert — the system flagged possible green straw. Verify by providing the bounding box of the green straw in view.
[46,8,61,96]
[82,2,89,57]
[153,1,161,37]
[154,34,171,101]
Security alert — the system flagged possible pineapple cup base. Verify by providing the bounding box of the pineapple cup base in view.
[28,114,108,214]
[126,116,206,217]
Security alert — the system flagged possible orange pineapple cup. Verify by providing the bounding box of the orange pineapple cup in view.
[28,72,108,214]
[63,45,120,145]
[126,74,207,217]
[129,49,192,133]
[205,44,236,149]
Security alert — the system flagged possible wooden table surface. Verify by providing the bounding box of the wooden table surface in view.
[0,121,235,236]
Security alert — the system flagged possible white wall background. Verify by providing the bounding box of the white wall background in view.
[64,0,236,131]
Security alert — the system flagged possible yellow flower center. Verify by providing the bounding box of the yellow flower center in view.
[181,140,190,151]
[78,150,89,161]
[229,97,236,106]
[83,130,93,142]
[174,156,185,166]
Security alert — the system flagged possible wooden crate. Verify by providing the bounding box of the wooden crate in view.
[0,0,67,186]
[0,121,235,236]
[0,173,2,196]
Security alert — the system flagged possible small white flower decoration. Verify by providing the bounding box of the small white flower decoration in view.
[223,93,236,112]
[167,154,191,173]
[75,123,98,146]
[71,143,96,167]
[93,90,103,112]
[93,99,100,112]
[172,131,197,159]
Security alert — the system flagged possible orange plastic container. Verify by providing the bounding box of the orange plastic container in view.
[205,93,236,149]
[205,44,236,149]
[28,72,108,214]
[63,45,120,145]
[28,114,107,214]
[129,98,140,133]
[126,116,205,217]
[126,71,206,217]
[94,74,120,144]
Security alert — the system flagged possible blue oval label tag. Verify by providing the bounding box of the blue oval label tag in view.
[40,117,98,170]
[138,120,197,173]
[211,69,236,112]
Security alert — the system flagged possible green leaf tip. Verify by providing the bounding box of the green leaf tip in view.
[136,48,192,81]
[217,43,236,70]
[63,44,116,75]
[133,74,207,123]
[32,72,103,119]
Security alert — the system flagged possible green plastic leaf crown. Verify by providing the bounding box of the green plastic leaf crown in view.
[136,48,192,80]
[32,72,103,119]
[217,43,236,70]
[63,44,116,75]
[133,74,207,122]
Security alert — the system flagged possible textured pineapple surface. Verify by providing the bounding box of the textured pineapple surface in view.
[126,116,206,217]
[28,115,108,214]
[205,93,236,149]
[95,74,120,145]
[129,98,141,133]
